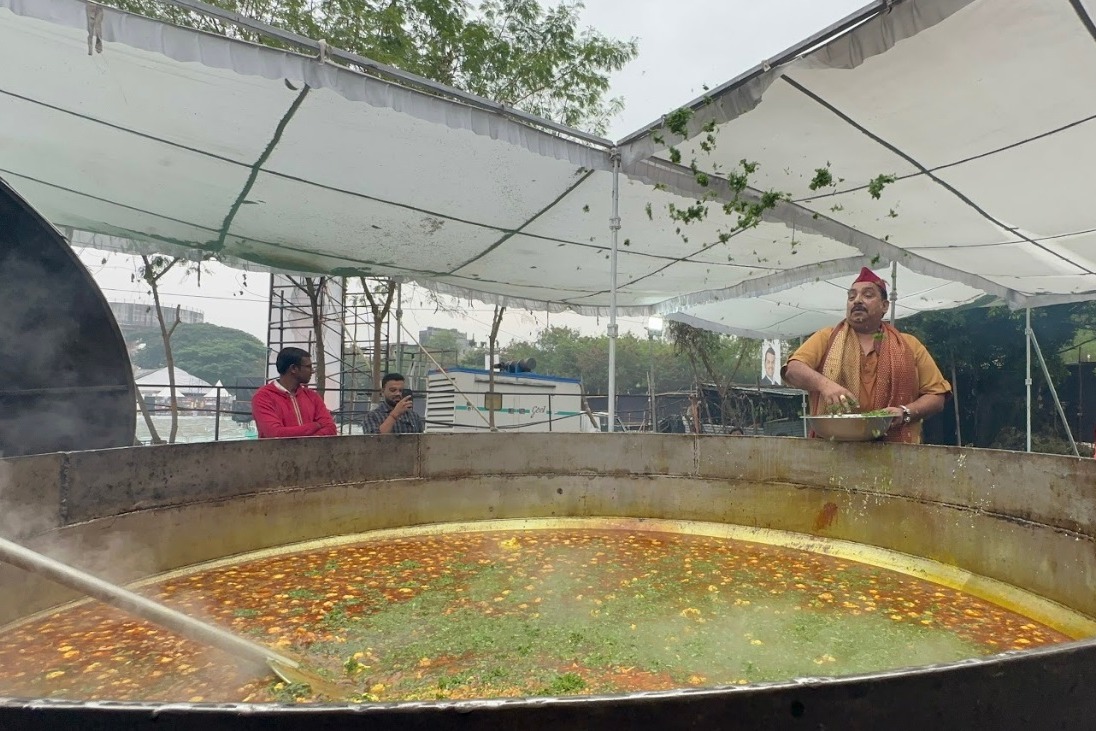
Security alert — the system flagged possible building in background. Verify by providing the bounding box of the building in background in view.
[418,327,475,359]
[109,301,204,332]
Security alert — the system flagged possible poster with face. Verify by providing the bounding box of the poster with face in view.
[761,340,781,386]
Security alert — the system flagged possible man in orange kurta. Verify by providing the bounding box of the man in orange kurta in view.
[782,267,951,444]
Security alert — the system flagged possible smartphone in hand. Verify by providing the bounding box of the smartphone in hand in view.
[400,388,413,400]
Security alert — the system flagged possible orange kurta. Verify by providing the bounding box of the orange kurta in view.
[785,325,951,443]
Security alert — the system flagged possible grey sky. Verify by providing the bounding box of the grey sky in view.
[581,0,867,140]
[83,0,868,345]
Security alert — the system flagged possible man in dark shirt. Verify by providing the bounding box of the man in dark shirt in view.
[362,372,425,434]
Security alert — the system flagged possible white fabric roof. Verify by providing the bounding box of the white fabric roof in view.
[7,0,851,315]
[621,0,1096,319]
[1,0,1092,338]
[666,265,993,339]
[135,367,211,396]
[202,380,228,399]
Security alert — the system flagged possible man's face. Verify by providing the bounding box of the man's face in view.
[383,379,406,406]
[846,282,889,332]
[764,351,775,378]
[290,358,313,384]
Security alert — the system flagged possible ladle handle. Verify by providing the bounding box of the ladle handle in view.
[0,535,298,672]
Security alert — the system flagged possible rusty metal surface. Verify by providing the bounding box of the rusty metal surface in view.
[0,453,62,540]
[61,436,418,524]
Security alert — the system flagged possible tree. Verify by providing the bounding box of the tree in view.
[421,327,471,364]
[104,0,637,135]
[286,276,334,396]
[665,321,760,428]
[138,254,188,443]
[128,322,268,386]
[494,326,701,395]
[487,305,505,430]
[103,0,636,393]
[902,303,1090,450]
[359,278,397,402]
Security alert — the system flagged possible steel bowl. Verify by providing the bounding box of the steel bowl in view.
[805,413,895,441]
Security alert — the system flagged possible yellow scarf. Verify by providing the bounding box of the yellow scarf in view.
[812,321,920,442]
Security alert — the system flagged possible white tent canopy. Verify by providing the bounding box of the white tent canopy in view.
[202,380,228,400]
[0,0,849,315]
[621,0,1096,316]
[666,265,993,340]
[0,0,1001,324]
[135,367,212,397]
[2,0,1093,337]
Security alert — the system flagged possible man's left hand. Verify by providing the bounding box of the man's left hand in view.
[883,406,905,427]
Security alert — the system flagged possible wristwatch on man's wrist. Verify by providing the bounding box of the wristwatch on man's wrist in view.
[899,405,913,424]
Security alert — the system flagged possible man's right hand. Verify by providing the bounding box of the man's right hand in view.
[818,381,858,413]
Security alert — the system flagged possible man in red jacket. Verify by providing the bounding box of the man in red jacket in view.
[251,347,338,438]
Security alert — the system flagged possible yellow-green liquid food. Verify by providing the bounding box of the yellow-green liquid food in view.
[0,527,1072,703]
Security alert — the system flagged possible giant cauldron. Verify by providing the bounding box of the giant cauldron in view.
[0,175,135,457]
[1,434,1095,729]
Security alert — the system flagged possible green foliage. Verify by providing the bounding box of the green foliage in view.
[665,321,757,391]
[867,174,897,199]
[667,201,707,225]
[459,345,489,368]
[808,165,833,191]
[541,672,585,695]
[902,302,1096,449]
[472,325,762,397]
[989,427,1078,456]
[104,0,638,135]
[128,322,267,385]
[421,328,473,364]
[663,107,692,137]
[269,680,313,703]
[474,326,703,395]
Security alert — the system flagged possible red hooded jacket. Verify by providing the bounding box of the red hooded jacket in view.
[251,381,337,438]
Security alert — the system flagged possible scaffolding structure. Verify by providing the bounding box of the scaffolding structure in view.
[342,277,394,420]
[266,276,403,433]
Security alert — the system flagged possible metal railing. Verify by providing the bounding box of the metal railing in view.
[133,384,599,443]
[133,383,807,444]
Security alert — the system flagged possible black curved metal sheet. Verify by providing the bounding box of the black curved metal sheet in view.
[0,176,135,455]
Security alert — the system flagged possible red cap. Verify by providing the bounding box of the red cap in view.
[852,266,888,299]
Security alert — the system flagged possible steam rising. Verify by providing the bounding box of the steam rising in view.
[1,180,135,457]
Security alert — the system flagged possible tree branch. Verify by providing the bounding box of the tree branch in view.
[166,304,182,339]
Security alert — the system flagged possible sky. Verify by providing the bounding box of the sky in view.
[76,0,868,346]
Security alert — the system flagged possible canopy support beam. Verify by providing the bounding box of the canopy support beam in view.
[607,149,621,432]
[1026,308,1032,452]
[1027,313,1079,456]
[890,261,898,323]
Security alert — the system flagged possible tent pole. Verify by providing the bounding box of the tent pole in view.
[1026,307,1032,452]
[1029,325,1079,456]
[890,261,897,323]
[394,281,403,374]
[951,362,962,446]
[607,149,621,432]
